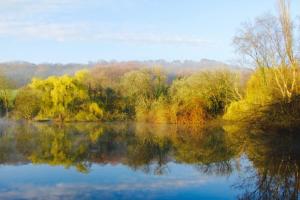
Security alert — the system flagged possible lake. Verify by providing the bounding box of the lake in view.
[0,120,299,200]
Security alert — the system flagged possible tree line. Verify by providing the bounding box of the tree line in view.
[0,66,241,123]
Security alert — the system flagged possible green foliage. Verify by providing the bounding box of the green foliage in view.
[8,66,242,124]
[74,102,103,121]
[13,87,41,120]
[118,69,241,124]
[223,68,274,121]
[171,70,241,115]
[120,68,170,122]
[120,70,154,105]
[26,70,103,122]
[0,72,15,117]
[168,70,241,124]
[226,1,300,128]
[224,67,300,128]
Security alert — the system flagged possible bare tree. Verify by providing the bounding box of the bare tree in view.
[233,0,299,101]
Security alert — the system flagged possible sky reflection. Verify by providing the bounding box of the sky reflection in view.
[0,163,237,200]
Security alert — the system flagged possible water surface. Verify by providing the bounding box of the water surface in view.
[0,120,299,200]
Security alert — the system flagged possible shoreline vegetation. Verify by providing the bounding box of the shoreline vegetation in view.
[0,0,300,130]
[1,68,242,124]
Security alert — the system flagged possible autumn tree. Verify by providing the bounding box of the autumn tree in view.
[120,70,154,106]
[120,69,166,120]
[13,87,41,120]
[233,0,299,102]
[170,70,241,124]
[28,70,103,122]
[225,0,300,127]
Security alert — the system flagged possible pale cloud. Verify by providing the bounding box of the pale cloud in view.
[0,0,81,10]
[94,33,212,46]
[0,179,206,200]
[0,21,85,41]
[0,20,212,46]
[0,0,213,46]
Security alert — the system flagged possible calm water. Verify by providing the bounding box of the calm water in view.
[0,120,299,200]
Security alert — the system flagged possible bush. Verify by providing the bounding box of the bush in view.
[224,67,300,128]
[170,70,241,122]
[13,87,41,120]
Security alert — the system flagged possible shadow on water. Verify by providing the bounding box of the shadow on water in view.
[0,120,300,199]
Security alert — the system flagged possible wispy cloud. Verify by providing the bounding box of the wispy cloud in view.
[0,20,212,46]
[0,0,213,46]
[95,33,212,46]
[0,0,81,11]
[0,179,206,200]
[0,21,88,42]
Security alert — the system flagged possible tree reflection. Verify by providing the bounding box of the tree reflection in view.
[0,121,239,176]
[226,125,300,200]
[0,120,299,198]
[171,125,238,176]
[127,124,173,175]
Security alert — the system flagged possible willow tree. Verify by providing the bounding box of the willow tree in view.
[28,70,103,122]
[233,0,299,102]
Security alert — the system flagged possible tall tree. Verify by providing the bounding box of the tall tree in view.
[233,0,299,101]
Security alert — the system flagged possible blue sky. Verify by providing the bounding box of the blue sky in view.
[0,0,299,63]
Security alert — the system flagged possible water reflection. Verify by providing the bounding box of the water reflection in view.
[0,122,238,174]
[226,126,300,200]
[0,120,299,199]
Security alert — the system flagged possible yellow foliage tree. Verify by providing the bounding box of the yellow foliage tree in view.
[28,70,103,122]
